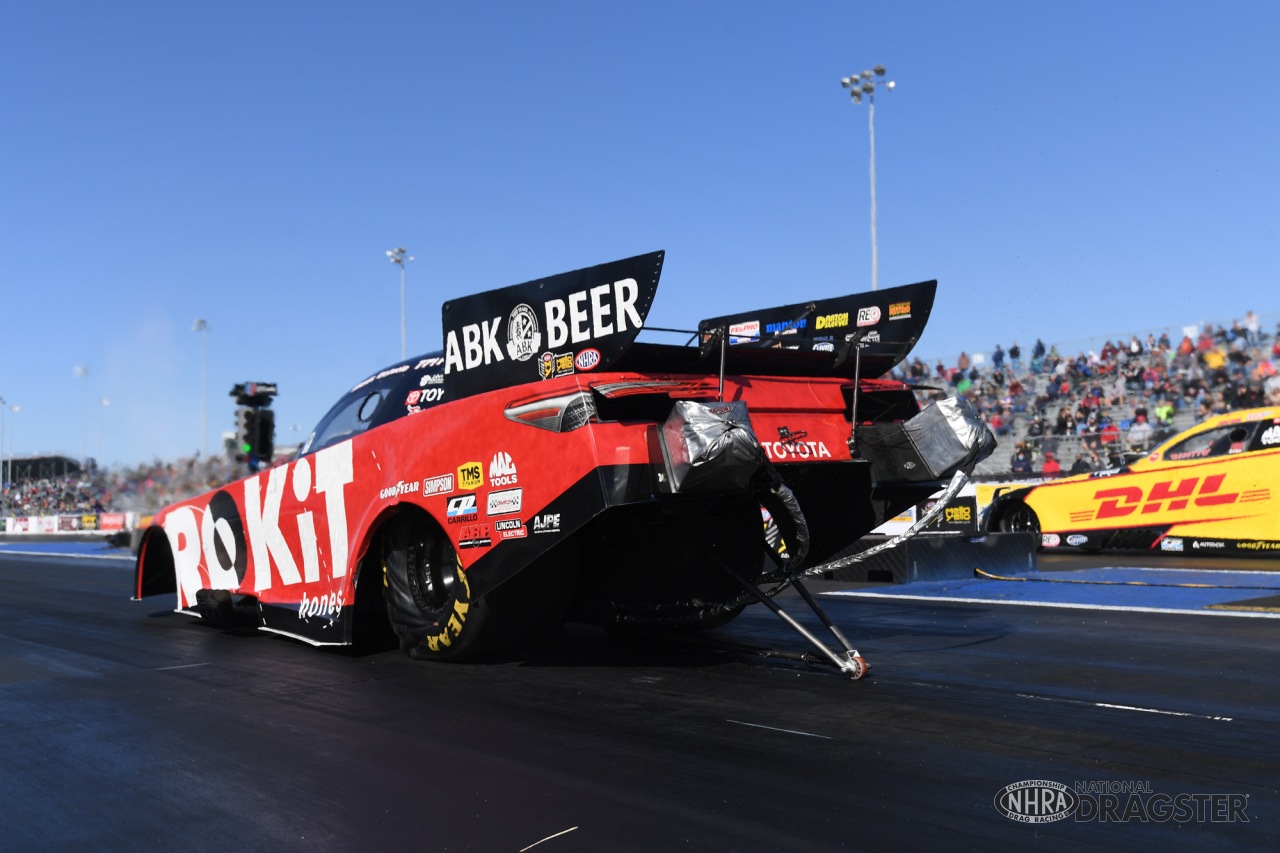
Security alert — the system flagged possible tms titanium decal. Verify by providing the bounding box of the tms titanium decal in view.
[445,278,645,373]
[457,461,484,490]
[163,440,355,608]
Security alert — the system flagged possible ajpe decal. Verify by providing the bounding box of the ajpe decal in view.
[445,278,645,373]
[532,513,561,534]
[994,781,1079,824]
[856,306,881,327]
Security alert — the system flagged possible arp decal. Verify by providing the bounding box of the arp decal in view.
[163,440,355,608]
[456,523,492,549]
[1091,474,1238,520]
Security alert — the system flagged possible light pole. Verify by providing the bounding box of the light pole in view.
[8,404,18,484]
[194,318,211,456]
[386,247,414,360]
[97,397,110,466]
[0,396,6,488]
[841,65,895,291]
[73,364,89,470]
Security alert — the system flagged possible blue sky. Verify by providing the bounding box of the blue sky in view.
[2,1,1276,467]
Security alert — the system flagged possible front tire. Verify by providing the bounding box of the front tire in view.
[997,501,1041,536]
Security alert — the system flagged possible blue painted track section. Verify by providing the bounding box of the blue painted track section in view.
[829,567,1280,617]
[0,541,133,559]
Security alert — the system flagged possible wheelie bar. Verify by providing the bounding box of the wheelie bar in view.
[724,569,868,679]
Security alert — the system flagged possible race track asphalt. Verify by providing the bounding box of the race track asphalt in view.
[0,545,1277,851]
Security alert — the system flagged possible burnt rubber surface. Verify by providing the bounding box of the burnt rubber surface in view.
[1,551,1277,851]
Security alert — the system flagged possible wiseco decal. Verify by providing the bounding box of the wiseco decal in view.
[1091,474,1238,520]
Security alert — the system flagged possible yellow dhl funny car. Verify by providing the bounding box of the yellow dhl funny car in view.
[983,408,1279,555]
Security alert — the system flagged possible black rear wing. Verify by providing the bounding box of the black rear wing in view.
[442,251,934,399]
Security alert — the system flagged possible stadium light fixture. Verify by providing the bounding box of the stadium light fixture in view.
[840,64,895,291]
[193,318,211,457]
[387,247,414,360]
[73,364,89,469]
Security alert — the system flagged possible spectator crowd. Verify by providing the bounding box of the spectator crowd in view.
[899,310,1277,477]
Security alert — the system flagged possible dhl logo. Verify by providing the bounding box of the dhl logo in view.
[1089,474,1240,520]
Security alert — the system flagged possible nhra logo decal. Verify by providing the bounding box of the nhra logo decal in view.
[457,461,483,490]
[446,494,478,521]
[575,348,601,371]
[489,451,518,486]
[486,488,522,516]
[505,304,541,362]
[856,306,881,327]
[1082,474,1239,521]
[445,278,645,373]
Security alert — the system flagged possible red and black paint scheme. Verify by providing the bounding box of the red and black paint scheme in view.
[134,250,984,662]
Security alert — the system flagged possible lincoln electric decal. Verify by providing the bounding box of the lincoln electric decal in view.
[162,440,355,609]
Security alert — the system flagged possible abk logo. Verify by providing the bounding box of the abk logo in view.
[1093,474,1237,520]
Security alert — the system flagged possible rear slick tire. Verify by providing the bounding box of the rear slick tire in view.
[382,511,499,661]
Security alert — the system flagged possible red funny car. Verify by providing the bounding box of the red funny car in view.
[133,251,993,676]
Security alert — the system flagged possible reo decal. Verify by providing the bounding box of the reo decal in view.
[1042,534,1061,547]
[856,306,881,327]
[457,461,484,490]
